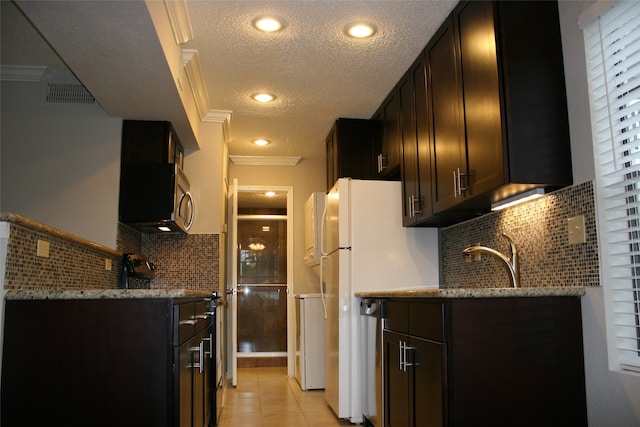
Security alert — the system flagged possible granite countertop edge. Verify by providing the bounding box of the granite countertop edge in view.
[355,286,586,299]
[4,289,214,300]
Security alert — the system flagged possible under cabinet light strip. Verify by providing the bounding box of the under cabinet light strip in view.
[491,188,545,211]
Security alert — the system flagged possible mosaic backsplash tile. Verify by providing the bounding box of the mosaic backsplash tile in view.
[441,181,599,289]
[117,222,142,255]
[3,182,594,293]
[3,224,121,291]
[142,232,220,292]
[1,214,220,292]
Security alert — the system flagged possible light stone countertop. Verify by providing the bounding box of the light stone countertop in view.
[4,289,214,300]
[356,286,585,299]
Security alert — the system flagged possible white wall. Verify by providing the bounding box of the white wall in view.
[183,120,225,235]
[558,2,640,424]
[0,80,122,248]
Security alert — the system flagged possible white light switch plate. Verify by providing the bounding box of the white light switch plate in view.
[568,215,586,244]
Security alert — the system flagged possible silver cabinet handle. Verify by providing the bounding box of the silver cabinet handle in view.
[404,344,417,369]
[413,195,421,216]
[457,168,467,195]
[188,342,204,373]
[378,154,387,173]
[399,340,417,371]
[408,195,422,218]
[202,332,214,359]
[453,168,468,197]
[453,170,458,198]
[180,320,196,325]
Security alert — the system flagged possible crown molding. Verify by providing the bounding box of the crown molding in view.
[203,109,232,123]
[229,156,302,166]
[203,109,233,144]
[182,49,210,120]
[164,0,194,44]
[1,65,47,82]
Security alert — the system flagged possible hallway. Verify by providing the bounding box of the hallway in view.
[217,367,353,427]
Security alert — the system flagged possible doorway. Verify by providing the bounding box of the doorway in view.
[226,184,294,385]
[236,213,287,366]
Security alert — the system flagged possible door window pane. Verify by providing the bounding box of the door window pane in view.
[237,218,287,284]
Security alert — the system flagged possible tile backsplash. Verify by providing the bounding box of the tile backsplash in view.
[2,181,597,293]
[1,213,220,292]
[142,232,220,291]
[1,216,121,291]
[441,181,599,289]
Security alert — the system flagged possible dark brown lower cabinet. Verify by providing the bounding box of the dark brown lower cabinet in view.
[383,297,587,427]
[1,297,216,427]
[384,331,443,427]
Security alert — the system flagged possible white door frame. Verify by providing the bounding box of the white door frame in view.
[226,179,239,386]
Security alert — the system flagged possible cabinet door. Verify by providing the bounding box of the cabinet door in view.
[400,55,433,226]
[399,69,419,226]
[384,331,410,427]
[179,340,194,427]
[456,1,504,198]
[121,120,183,166]
[427,17,465,214]
[378,90,402,178]
[414,54,433,222]
[410,337,444,427]
[325,119,377,191]
[326,125,337,191]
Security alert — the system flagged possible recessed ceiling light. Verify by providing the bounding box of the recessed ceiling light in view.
[345,23,377,38]
[265,192,276,197]
[253,17,284,33]
[253,139,271,146]
[251,93,276,103]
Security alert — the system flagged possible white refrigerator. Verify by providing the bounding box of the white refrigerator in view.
[321,178,440,423]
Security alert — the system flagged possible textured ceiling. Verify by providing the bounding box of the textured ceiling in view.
[183,1,457,159]
[2,0,457,161]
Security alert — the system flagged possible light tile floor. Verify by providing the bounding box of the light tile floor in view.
[217,367,354,427]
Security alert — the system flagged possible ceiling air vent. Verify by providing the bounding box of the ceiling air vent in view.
[45,82,95,105]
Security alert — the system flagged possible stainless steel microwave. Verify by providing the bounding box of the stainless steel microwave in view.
[119,163,194,233]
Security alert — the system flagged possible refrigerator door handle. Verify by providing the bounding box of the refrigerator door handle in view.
[320,202,329,257]
[319,254,328,319]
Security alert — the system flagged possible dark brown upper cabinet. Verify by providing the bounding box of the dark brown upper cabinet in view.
[415,0,572,226]
[373,90,402,180]
[325,118,378,191]
[121,120,184,167]
[399,55,434,226]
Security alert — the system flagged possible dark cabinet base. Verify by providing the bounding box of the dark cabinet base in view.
[383,297,587,427]
[446,297,587,426]
[1,298,215,427]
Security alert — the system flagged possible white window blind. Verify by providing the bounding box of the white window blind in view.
[583,1,640,372]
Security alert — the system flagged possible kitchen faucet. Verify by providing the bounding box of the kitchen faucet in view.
[463,233,520,288]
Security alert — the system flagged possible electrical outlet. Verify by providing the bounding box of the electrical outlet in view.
[568,215,586,244]
[37,239,50,258]
[105,259,112,271]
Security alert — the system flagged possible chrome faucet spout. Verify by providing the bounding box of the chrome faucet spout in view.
[463,233,520,288]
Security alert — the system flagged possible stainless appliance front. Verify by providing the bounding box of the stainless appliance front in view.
[360,298,384,427]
